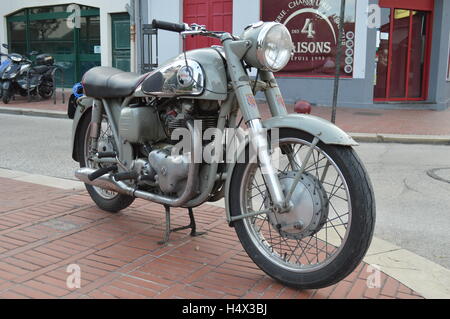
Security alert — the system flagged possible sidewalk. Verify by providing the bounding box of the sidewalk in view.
[1,94,450,140]
[0,170,430,299]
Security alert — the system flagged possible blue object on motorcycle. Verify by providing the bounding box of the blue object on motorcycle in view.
[72,82,84,98]
[0,59,11,73]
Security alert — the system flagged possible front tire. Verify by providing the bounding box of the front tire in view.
[229,129,375,289]
[77,110,135,213]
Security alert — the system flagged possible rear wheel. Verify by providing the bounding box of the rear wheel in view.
[2,93,10,104]
[77,110,135,213]
[229,129,375,289]
[38,79,54,99]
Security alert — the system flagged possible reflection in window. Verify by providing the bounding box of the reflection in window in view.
[80,16,101,54]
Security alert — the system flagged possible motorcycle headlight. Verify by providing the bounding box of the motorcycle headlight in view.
[10,56,22,62]
[242,22,294,72]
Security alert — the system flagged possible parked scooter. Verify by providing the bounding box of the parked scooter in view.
[0,47,12,98]
[1,44,55,104]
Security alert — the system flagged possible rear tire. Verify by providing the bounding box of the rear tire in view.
[38,79,54,99]
[77,110,135,213]
[229,129,375,289]
[2,94,10,104]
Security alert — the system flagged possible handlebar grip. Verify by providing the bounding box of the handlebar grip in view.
[152,19,186,33]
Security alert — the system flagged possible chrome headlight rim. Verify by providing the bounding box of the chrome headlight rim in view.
[10,56,22,62]
[256,22,293,72]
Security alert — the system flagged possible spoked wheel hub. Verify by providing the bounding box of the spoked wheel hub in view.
[267,172,329,240]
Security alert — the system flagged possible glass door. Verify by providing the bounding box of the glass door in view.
[374,8,432,101]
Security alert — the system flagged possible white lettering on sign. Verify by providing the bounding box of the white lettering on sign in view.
[301,18,316,38]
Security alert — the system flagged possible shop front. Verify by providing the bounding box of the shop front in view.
[1,0,132,86]
[146,0,450,110]
[6,4,101,85]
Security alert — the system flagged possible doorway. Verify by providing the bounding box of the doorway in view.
[111,13,131,72]
[183,0,233,51]
[374,2,433,101]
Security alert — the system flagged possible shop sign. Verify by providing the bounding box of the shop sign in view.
[262,0,357,76]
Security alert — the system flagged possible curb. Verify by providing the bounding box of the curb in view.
[350,132,450,145]
[0,106,67,119]
[1,106,450,145]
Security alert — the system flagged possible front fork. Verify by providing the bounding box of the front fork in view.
[247,119,288,212]
[223,38,292,212]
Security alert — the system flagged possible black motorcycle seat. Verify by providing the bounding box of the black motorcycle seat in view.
[30,65,52,74]
[82,67,147,98]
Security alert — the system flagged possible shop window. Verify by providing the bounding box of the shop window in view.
[261,0,357,77]
[374,7,432,101]
[6,4,101,86]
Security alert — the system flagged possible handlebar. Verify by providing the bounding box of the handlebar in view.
[152,19,187,33]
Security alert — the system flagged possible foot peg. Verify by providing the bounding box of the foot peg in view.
[88,165,117,181]
[158,206,206,245]
[97,152,117,158]
[113,171,139,181]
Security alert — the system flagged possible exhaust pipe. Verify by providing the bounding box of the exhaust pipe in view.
[75,166,198,207]
[75,167,132,195]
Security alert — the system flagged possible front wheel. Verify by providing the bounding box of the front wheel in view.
[229,129,375,289]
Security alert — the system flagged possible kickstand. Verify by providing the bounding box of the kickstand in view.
[158,206,206,245]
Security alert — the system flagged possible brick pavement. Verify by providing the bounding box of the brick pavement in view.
[0,177,424,299]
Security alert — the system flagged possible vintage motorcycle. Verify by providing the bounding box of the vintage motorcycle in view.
[70,20,375,289]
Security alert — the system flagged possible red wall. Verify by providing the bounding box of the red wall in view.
[379,0,434,11]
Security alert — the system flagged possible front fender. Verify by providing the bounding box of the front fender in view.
[263,114,357,146]
[71,96,94,162]
[224,113,357,225]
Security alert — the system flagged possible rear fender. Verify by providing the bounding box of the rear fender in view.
[71,96,94,162]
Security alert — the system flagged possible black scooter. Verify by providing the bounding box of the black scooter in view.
[1,44,55,104]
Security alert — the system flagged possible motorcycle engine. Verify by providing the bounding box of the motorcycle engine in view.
[120,99,219,196]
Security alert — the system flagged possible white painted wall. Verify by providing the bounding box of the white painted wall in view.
[0,0,130,67]
[353,0,369,79]
[148,0,182,65]
[233,0,260,35]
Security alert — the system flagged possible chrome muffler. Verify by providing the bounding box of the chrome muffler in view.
[75,168,133,196]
